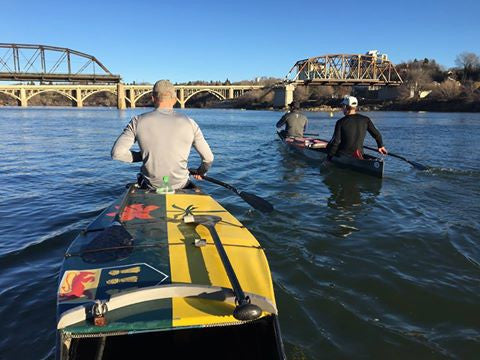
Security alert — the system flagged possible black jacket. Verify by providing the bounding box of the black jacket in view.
[327,113,384,158]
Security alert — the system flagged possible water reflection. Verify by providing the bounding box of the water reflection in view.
[323,169,382,210]
[323,169,382,238]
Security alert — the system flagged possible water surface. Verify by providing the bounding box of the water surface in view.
[0,108,479,359]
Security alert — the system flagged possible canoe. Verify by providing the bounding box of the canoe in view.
[56,184,285,359]
[277,131,384,178]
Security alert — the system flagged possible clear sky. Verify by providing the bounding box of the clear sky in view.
[1,0,479,83]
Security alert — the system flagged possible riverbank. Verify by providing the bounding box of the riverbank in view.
[216,98,480,112]
[1,91,479,112]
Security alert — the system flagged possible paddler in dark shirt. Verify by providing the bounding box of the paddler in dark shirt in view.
[276,101,308,137]
[327,96,387,161]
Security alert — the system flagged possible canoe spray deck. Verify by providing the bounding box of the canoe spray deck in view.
[57,185,285,359]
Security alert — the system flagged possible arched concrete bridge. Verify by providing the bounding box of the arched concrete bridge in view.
[0,83,264,108]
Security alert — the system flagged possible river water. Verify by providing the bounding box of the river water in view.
[0,108,478,359]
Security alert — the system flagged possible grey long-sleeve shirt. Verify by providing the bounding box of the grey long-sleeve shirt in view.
[275,110,308,137]
[111,108,214,189]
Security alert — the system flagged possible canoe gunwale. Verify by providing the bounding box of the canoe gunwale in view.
[57,283,278,330]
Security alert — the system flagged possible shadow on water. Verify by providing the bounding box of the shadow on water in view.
[322,169,382,210]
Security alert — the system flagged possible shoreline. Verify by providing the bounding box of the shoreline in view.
[1,98,479,113]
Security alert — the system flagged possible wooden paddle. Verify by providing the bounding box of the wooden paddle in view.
[363,145,430,170]
[189,169,274,213]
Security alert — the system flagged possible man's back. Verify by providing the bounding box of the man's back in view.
[327,113,383,157]
[276,110,308,137]
[112,108,213,189]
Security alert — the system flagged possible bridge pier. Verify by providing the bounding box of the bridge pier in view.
[128,89,135,109]
[178,88,185,108]
[117,83,126,109]
[20,88,27,107]
[273,84,295,108]
[228,87,234,99]
[75,88,83,108]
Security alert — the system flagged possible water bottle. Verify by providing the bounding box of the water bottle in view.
[156,176,174,194]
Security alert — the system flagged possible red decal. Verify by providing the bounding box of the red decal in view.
[120,204,159,221]
[60,271,96,299]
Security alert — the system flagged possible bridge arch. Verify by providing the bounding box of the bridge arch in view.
[184,89,226,103]
[0,90,20,102]
[82,88,117,102]
[132,90,181,107]
[133,90,153,105]
[27,89,76,102]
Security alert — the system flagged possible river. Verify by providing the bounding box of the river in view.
[0,108,478,359]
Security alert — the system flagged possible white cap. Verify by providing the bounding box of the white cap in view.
[340,95,358,107]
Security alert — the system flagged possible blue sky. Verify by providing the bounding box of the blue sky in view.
[1,0,479,83]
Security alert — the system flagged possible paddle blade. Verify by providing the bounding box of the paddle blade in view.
[409,161,429,171]
[239,191,274,213]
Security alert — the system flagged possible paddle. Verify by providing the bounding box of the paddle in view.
[363,145,429,170]
[189,169,274,213]
[184,214,262,321]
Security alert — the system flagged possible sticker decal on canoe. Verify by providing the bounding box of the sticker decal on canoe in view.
[106,204,160,221]
[58,269,101,303]
[121,204,160,221]
[168,204,226,219]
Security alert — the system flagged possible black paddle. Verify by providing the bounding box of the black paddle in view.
[363,145,430,171]
[189,169,274,213]
[184,215,262,321]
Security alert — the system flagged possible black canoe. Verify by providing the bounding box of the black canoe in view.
[277,131,384,178]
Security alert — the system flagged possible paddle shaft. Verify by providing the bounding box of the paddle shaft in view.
[198,174,239,195]
[113,185,135,224]
[203,220,248,306]
[363,145,428,170]
[189,169,274,213]
[188,215,262,320]
[84,185,134,234]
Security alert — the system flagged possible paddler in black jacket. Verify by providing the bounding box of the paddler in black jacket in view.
[276,101,308,137]
[327,96,387,161]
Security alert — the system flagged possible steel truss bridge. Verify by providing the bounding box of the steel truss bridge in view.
[0,43,120,83]
[286,54,403,86]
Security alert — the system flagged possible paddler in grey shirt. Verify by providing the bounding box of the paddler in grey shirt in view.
[276,101,308,137]
[111,80,214,190]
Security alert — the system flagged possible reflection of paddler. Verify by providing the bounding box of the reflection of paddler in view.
[323,170,382,209]
[108,266,141,276]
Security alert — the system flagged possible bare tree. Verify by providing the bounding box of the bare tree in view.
[430,80,462,100]
[455,52,480,81]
